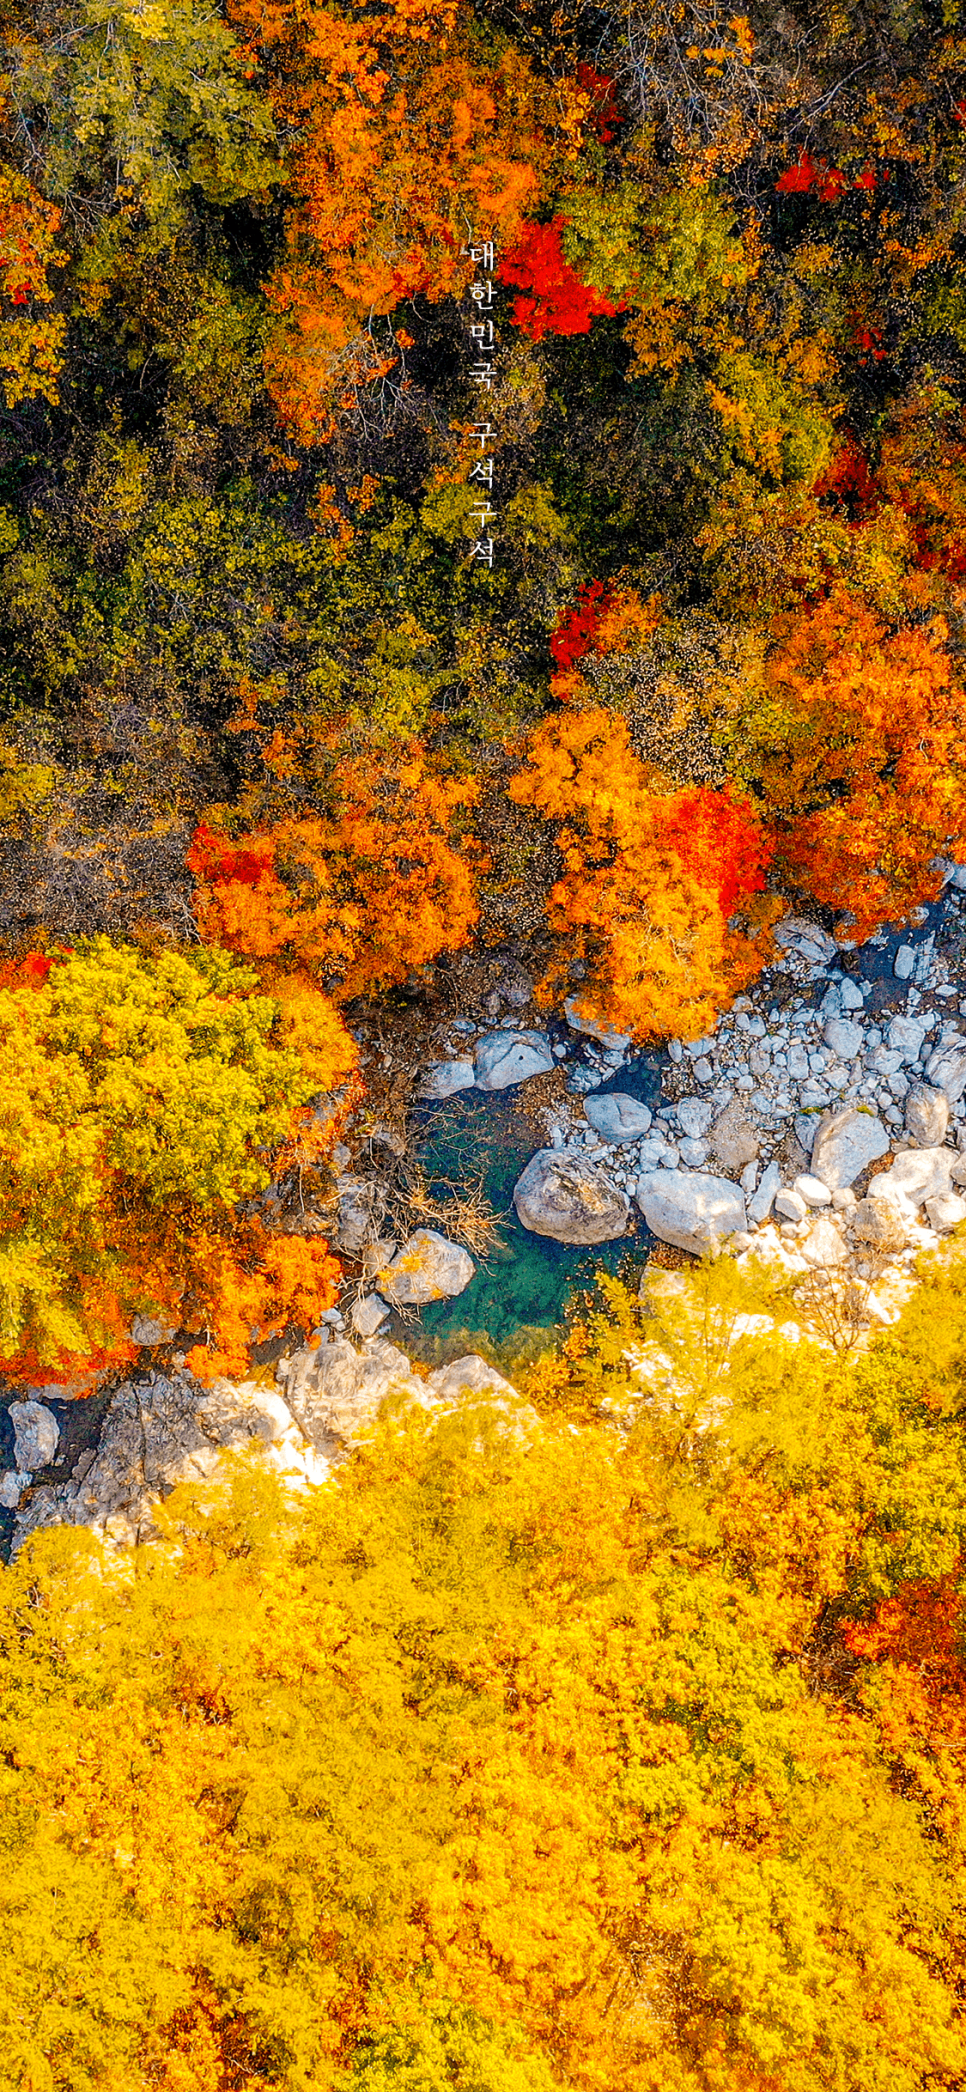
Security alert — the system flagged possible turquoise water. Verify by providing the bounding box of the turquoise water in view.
[387,1087,653,1374]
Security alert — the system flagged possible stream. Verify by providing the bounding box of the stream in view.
[382,1051,665,1374]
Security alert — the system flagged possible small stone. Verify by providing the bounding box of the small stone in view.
[894,944,916,979]
[904,1081,949,1147]
[0,1471,29,1510]
[678,1138,708,1168]
[839,977,865,1010]
[584,1093,653,1142]
[350,1294,391,1339]
[676,1096,714,1139]
[923,1043,966,1104]
[747,1159,781,1225]
[823,1016,864,1060]
[668,1039,683,1063]
[775,1188,808,1222]
[740,1159,758,1196]
[924,1192,966,1233]
[710,1099,759,1170]
[868,1046,904,1078]
[693,1057,714,1084]
[793,1173,832,1207]
[831,1186,857,1211]
[886,1014,926,1063]
[418,1057,477,1100]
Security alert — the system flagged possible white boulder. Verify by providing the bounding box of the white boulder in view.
[868,1146,953,1210]
[809,1107,890,1189]
[793,1174,832,1207]
[636,1170,747,1255]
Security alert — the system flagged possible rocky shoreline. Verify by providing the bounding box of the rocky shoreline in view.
[336,875,966,1346]
[6,873,966,1550]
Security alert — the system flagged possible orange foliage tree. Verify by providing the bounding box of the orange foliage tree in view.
[0,162,67,406]
[227,0,584,442]
[733,589,966,937]
[509,707,773,1042]
[188,744,481,998]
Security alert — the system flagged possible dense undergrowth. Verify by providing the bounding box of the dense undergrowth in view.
[5,1249,966,2090]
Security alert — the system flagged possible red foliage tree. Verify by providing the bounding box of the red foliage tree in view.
[498,217,627,341]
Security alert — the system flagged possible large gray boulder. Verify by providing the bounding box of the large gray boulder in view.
[376,1229,475,1306]
[809,1107,890,1189]
[635,1170,746,1255]
[9,1400,59,1471]
[904,1081,949,1148]
[513,1150,629,1242]
[584,1092,652,1141]
[474,1029,554,1090]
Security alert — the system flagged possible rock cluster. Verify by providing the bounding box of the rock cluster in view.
[503,895,966,1323]
[10,1343,527,1554]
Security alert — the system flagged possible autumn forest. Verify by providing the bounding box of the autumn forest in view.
[5,0,966,2081]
